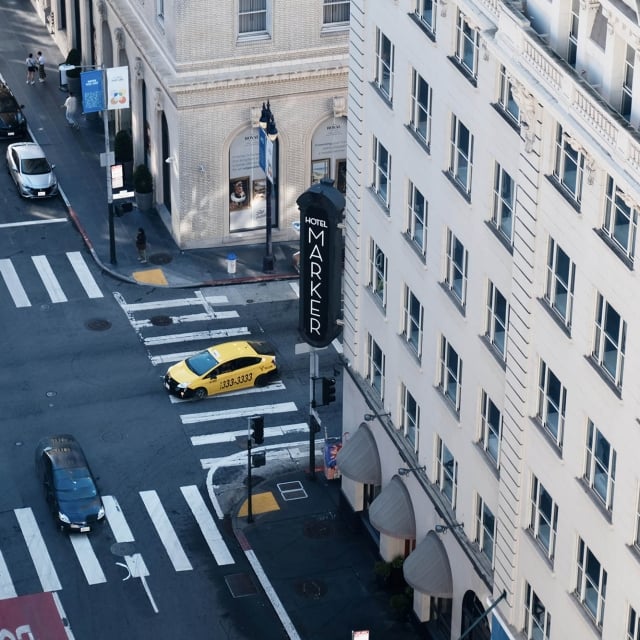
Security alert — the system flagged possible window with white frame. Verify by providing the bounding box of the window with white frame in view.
[498,66,520,125]
[593,293,626,388]
[375,29,394,101]
[415,0,437,35]
[239,0,268,35]
[603,175,638,263]
[403,285,424,358]
[436,436,457,510]
[575,538,607,627]
[156,0,164,20]
[545,237,575,329]
[367,334,385,400]
[369,239,387,307]
[400,383,420,452]
[629,605,640,640]
[480,390,501,467]
[524,582,551,640]
[492,163,515,244]
[372,136,391,208]
[537,359,566,448]
[486,281,508,360]
[439,335,462,412]
[568,0,579,67]
[449,115,473,194]
[407,181,428,255]
[621,45,635,122]
[475,495,496,565]
[584,420,616,512]
[529,475,558,561]
[455,10,479,79]
[410,69,432,146]
[323,0,349,25]
[553,125,585,204]
[444,229,468,306]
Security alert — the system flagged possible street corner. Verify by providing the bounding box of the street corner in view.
[237,491,280,518]
[132,267,168,285]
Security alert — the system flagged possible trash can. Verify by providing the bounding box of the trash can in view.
[226,252,237,274]
[58,63,75,92]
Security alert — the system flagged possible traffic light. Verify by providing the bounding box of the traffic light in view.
[321,377,337,405]
[252,452,266,467]
[250,415,264,445]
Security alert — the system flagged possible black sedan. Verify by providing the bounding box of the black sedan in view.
[35,435,105,532]
[0,82,27,139]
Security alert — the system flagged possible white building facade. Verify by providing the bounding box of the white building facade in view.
[338,1,640,639]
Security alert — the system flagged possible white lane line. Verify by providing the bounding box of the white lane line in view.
[143,326,249,346]
[0,259,31,307]
[14,508,62,592]
[181,401,297,425]
[123,295,229,311]
[191,422,308,446]
[66,251,103,298]
[289,281,299,297]
[139,490,193,572]
[167,380,285,402]
[132,310,239,329]
[32,255,67,303]
[180,486,234,566]
[103,495,135,542]
[52,592,77,640]
[152,350,200,366]
[68,534,107,584]
[0,550,17,599]
[0,218,67,229]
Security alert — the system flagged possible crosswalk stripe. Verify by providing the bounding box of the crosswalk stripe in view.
[0,550,17,599]
[102,496,135,542]
[68,534,107,584]
[0,259,31,307]
[144,326,250,346]
[140,490,193,572]
[132,310,239,329]
[14,508,62,592]
[32,255,67,303]
[181,401,298,424]
[180,486,234,566]
[191,422,308,446]
[66,251,103,298]
[167,380,286,402]
[123,295,229,312]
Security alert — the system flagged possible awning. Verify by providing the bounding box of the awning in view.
[335,422,381,485]
[369,476,416,539]
[403,531,453,597]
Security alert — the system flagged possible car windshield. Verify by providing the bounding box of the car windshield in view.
[53,468,97,499]
[186,350,219,376]
[0,97,17,111]
[21,157,50,175]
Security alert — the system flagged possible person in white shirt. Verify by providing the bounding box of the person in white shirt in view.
[62,92,79,129]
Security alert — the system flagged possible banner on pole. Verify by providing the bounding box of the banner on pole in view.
[106,66,130,110]
[80,69,105,113]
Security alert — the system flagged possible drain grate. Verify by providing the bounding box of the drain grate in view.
[86,318,112,331]
[150,315,173,326]
[149,252,172,265]
[225,573,258,598]
[295,579,327,600]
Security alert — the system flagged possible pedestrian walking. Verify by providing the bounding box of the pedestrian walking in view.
[136,228,147,262]
[37,52,46,82]
[61,92,79,129]
[26,53,36,84]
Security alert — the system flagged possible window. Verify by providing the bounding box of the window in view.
[407,181,428,255]
[415,0,437,35]
[439,336,462,412]
[575,538,607,627]
[568,0,579,67]
[622,45,635,122]
[524,582,551,640]
[629,605,640,640]
[444,229,468,306]
[545,238,575,329]
[475,495,496,566]
[498,66,520,125]
[449,115,473,194]
[367,334,385,400]
[584,420,616,511]
[479,390,501,467]
[369,239,387,307]
[323,0,349,25]
[239,0,267,35]
[486,281,508,360]
[156,0,164,20]
[492,163,515,244]
[403,285,424,357]
[602,175,638,263]
[372,136,391,207]
[455,11,480,79]
[375,29,394,101]
[553,125,585,204]
[537,360,566,448]
[436,437,457,510]
[529,475,558,561]
[410,69,432,146]
[400,383,420,451]
[593,293,626,388]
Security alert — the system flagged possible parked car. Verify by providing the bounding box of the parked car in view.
[0,82,27,139]
[35,434,105,532]
[6,142,58,199]
[164,340,278,400]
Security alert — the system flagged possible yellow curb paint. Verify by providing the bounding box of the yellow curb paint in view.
[132,268,168,285]
[238,492,280,517]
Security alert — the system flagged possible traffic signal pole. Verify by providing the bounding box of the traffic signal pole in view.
[309,349,320,482]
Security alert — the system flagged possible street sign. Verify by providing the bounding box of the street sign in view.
[111,163,124,189]
[100,151,115,167]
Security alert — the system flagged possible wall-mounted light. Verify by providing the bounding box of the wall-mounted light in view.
[435,522,464,534]
[397,466,426,477]
[363,412,391,422]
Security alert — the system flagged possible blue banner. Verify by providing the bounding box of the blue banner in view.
[258,127,267,174]
[81,70,105,113]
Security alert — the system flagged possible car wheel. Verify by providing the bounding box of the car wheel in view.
[194,387,207,400]
[254,374,268,387]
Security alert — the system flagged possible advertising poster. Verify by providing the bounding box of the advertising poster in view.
[106,66,130,111]
[80,69,105,113]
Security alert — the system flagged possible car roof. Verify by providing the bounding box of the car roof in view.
[37,434,89,470]
[207,340,273,361]
[8,142,46,159]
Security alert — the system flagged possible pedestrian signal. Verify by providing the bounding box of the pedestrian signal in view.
[321,377,337,405]
[250,415,264,445]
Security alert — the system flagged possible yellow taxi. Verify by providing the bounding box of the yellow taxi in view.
[163,340,277,400]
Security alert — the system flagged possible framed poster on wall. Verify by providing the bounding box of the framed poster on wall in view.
[311,158,330,184]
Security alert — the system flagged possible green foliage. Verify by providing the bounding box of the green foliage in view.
[133,164,153,194]
[114,130,133,163]
[391,555,405,569]
[374,560,392,580]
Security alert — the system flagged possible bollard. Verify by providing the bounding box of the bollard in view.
[226,252,237,274]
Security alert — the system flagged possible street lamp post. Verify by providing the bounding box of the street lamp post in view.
[259,102,278,273]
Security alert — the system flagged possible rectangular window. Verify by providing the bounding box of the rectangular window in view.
[455,10,479,79]
[622,45,635,122]
[529,475,558,561]
[410,69,432,146]
[575,538,607,627]
[156,0,164,19]
[444,229,468,306]
[545,238,575,329]
[323,0,350,25]
[584,420,616,511]
[372,136,391,207]
[407,181,428,256]
[239,0,267,35]
[630,605,640,640]
[415,0,437,35]
[524,582,551,640]
[486,281,508,360]
[553,125,585,204]
[403,285,424,358]
[367,334,385,401]
[480,390,501,467]
[498,66,520,124]
[401,383,420,452]
[603,175,638,263]
[568,0,579,67]
[369,239,387,307]
[436,437,457,510]
[492,163,515,244]
[537,360,566,448]
[375,29,394,101]
[475,495,496,566]
[593,293,626,388]
[439,336,462,412]
[449,115,473,194]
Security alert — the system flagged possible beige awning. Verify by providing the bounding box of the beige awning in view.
[369,476,416,539]
[403,531,453,597]
[335,422,381,485]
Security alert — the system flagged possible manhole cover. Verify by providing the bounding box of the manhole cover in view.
[86,318,112,331]
[150,315,173,326]
[295,579,327,600]
[149,252,172,265]
[303,519,334,539]
[246,299,254,304]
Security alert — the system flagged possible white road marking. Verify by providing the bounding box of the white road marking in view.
[180,486,234,566]
[125,552,149,578]
[139,490,193,572]
[0,259,31,307]
[201,440,322,471]
[143,326,249,346]
[32,255,67,303]
[14,508,62,592]
[132,310,239,329]
[66,251,103,298]
[68,534,107,584]
[289,281,299,297]
[0,218,67,229]
[167,380,285,402]
[0,550,17,599]
[181,401,297,424]
[122,295,229,312]
[152,350,201,366]
[191,422,308,446]
[52,591,77,640]
[103,495,135,542]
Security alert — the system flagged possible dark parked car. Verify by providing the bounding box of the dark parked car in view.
[35,435,105,532]
[0,82,27,139]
